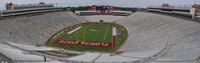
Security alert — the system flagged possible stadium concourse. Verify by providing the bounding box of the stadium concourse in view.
[0,11,200,63]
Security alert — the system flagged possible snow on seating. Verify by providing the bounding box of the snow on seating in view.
[6,42,59,51]
[80,15,125,22]
[117,12,200,62]
[94,54,140,63]
[67,52,101,62]
[0,12,84,45]
[0,44,64,63]
[0,45,45,61]
[1,11,200,63]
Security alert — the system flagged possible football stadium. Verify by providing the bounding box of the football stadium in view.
[0,0,200,63]
[47,22,128,52]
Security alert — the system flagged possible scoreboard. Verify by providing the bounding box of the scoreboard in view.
[91,5,113,14]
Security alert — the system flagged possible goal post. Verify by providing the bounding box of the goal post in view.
[112,27,117,48]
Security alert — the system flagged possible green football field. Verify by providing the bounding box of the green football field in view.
[47,22,128,52]
[63,23,113,42]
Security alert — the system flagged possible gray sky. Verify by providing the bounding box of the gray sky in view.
[0,0,200,10]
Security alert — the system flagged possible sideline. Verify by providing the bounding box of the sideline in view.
[67,26,82,34]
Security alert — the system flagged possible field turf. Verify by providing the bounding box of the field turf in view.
[47,22,128,52]
[64,23,113,42]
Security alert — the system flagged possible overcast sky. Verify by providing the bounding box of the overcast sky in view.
[1,0,200,10]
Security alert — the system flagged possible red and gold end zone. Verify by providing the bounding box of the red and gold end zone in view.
[57,40,114,48]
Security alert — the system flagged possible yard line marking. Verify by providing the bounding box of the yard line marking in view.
[82,24,92,41]
[103,24,110,42]
[67,26,82,34]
